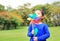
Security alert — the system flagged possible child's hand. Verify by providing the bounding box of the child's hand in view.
[34,37,38,41]
[32,30,34,34]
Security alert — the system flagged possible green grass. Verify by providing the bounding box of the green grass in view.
[0,26,60,41]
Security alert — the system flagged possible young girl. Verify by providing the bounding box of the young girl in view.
[27,10,50,41]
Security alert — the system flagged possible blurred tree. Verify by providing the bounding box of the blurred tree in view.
[0,4,5,11]
[52,2,60,6]
[31,3,60,26]
[17,3,32,26]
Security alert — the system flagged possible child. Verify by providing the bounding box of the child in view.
[27,10,50,41]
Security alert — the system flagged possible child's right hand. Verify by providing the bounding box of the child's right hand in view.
[32,30,34,34]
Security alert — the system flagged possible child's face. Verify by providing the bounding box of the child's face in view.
[35,10,42,17]
[35,10,44,20]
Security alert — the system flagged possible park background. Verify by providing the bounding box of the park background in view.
[0,0,60,41]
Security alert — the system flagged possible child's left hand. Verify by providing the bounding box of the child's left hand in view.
[34,37,38,41]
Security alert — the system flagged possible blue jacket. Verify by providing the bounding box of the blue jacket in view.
[27,23,50,41]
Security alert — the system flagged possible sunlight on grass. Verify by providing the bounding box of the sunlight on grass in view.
[0,26,60,41]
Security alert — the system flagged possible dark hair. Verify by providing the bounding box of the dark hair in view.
[32,9,44,16]
[39,10,44,20]
[40,10,44,16]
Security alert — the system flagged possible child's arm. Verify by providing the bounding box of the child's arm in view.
[37,24,50,41]
[27,24,34,37]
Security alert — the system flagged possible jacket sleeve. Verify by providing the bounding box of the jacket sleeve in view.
[27,24,33,37]
[37,24,50,41]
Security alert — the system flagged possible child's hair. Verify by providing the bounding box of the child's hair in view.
[39,10,44,21]
[40,10,44,16]
[32,9,44,18]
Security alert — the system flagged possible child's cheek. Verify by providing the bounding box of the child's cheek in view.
[37,14,42,17]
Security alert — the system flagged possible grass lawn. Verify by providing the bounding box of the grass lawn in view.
[0,26,60,41]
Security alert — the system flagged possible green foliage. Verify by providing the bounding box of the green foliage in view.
[31,3,60,27]
[0,2,60,30]
[0,4,5,11]
[32,5,44,10]
[17,3,32,26]
[0,17,17,30]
